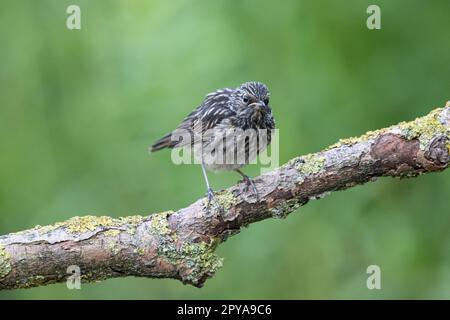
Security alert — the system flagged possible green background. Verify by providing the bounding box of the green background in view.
[1,0,449,299]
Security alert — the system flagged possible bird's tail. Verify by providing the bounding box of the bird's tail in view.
[150,133,175,152]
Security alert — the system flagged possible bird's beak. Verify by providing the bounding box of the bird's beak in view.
[250,102,265,112]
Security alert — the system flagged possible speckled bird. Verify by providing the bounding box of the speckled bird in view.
[151,81,275,202]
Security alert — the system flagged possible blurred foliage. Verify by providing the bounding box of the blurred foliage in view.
[0,0,449,299]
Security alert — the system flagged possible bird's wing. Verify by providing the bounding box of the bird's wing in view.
[173,89,236,147]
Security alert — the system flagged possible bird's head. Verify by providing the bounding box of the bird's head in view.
[238,81,271,113]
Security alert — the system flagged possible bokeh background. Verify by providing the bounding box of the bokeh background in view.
[0,0,449,299]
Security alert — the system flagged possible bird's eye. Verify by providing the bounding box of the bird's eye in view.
[243,96,250,104]
[264,98,270,105]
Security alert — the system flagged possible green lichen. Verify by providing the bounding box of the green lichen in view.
[134,248,145,255]
[327,128,384,150]
[270,199,302,219]
[32,221,67,234]
[181,241,223,279]
[118,215,145,226]
[396,107,449,150]
[159,239,223,286]
[119,215,145,235]
[0,245,12,279]
[152,211,223,285]
[295,153,326,174]
[103,229,121,237]
[211,190,238,210]
[65,216,115,233]
[326,107,449,151]
[33,214,146,236]
[149,211,174,236]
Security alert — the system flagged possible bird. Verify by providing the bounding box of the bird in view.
[150,81,275,203]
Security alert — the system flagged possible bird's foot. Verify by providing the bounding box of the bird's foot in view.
[206,187,215,203]
[205,188,225,215]
[239,175,260,201]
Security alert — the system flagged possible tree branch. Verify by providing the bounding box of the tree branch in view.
[1,102,449,290]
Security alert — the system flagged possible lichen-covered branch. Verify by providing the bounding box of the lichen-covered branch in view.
[1,102,449,290]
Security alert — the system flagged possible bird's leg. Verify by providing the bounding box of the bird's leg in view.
[206,188,215,203]
[201,162,215,203]
[201,162,226,215]
[235,169,259,200]
[202,161,229,218]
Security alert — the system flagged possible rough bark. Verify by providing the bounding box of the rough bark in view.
[1,102,449,290]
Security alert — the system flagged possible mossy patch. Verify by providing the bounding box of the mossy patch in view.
[119,215,145,235]
[327,129,384,150]
[180,241,223,283]
[0,245,12,279]
[149,211,174,236]
[33,221,65,234]
[396,107,449,150]
[103,229,121,237]
[152,211,223,286]
[213,190,238,210]
[326,107,449,151]
[295,153,326,174]
[118,215,145,226]
[159,239,223,286]
[134,248,145,255]
[270,199,301,219]
[203,190,238,214]
[65,216,115,233]
[34,215,146,235]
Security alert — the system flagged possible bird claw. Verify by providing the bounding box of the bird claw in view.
[206,188,215,203]
[240,176,260,201]
[205,188,225,215]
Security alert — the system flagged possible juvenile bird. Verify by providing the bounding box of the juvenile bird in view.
[151,81,275,202]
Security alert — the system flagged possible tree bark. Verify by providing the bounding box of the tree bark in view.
[1,102,449,290]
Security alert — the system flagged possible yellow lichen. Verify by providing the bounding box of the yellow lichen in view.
[118,215,145,235]
[159,239,223,285]
[149,211,174,235]
[326,128,388,150]
[118,215,145,226]
[295,153,326,174]
[134,248,145,255]
[126,228,136,235]
[33,221,65,234]
[396,107,448,150]
[65,216,115,233]
[103,229,121,237]
[326,107,449,151]
[0,245,12,279]
[212,190,238,210]
[33,215,146,235]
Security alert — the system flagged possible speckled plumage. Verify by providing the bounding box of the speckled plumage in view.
[151,81,276,201]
